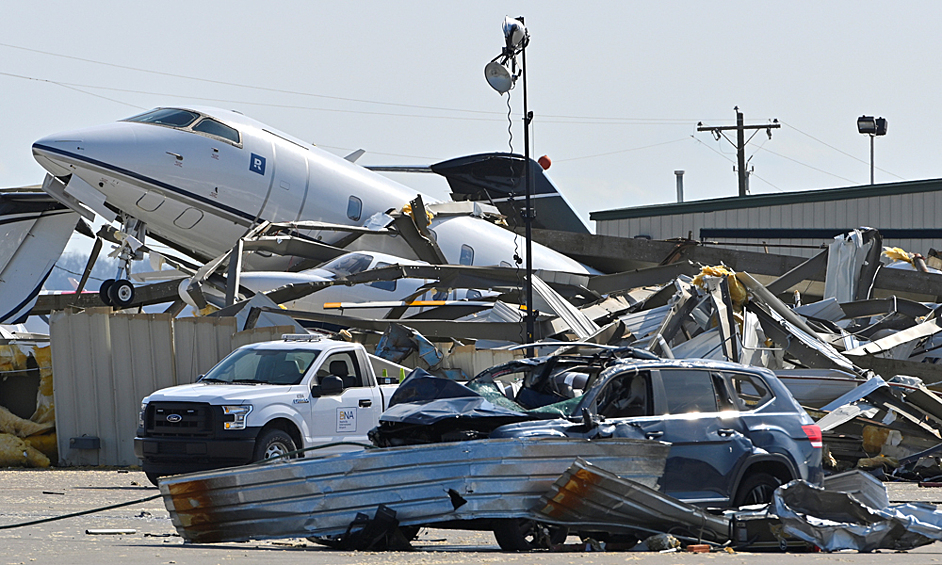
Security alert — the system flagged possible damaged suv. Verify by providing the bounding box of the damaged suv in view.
[372,348,824,510]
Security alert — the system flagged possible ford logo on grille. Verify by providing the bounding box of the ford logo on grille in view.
[166,414,183,423]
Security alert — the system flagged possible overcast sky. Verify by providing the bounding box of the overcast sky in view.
[2,2,937,237]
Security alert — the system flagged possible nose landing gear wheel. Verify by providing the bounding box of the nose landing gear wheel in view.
[108,279,135,308]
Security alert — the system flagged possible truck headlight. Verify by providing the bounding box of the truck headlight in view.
[139,402,147,429]
[222,405,253,430]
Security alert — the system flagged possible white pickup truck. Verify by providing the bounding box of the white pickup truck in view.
[134,334,403,484]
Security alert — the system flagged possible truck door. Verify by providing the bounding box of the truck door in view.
[307,350,381,452]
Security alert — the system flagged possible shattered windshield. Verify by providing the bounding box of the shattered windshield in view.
[467,378,584,418]
[200,347,319,385]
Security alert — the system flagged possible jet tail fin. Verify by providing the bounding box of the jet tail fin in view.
[429,153,589,234]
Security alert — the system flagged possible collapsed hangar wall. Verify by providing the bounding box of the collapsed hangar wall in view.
[591,179,942,258]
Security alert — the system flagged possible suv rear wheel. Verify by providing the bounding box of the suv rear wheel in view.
[734,472,782,507]
[253,429,297,462]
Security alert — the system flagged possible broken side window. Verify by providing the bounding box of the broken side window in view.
[712,372,738,410]
[660,369,718,414]
[725,372,773,410]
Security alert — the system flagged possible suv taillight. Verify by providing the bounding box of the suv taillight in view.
[802,424,823,448]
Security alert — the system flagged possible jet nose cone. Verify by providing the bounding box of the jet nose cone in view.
[32,133,85,177]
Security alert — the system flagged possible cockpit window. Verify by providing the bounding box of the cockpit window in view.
[321,253,373,277]
[126,108,199,127]
[193,118,240,144]
[123,108,242,146]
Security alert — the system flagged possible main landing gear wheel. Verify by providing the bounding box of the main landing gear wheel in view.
[108,279,135,308]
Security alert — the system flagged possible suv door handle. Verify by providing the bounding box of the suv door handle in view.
[718,428,737,437]
[645,431,664,440]
[359,399,372,408]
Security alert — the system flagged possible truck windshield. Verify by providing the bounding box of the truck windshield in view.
[200,348,319,385]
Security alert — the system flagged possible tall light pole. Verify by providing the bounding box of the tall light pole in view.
[857,115,888,185]
[485,16,534,352]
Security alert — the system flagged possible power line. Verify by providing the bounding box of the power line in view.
[780,120,905,180]
[755,146,857,184]
[554,137,689,162]
[0,42,721,125]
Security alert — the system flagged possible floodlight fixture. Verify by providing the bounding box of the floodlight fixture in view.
[857,115,888,184]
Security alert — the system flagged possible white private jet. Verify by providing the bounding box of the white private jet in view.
[28,106,592,314]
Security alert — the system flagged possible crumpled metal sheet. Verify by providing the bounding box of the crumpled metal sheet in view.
[160,437,670,543]
[532,458,730,543]
[772,479,942,552]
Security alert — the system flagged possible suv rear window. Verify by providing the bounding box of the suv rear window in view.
[726,372,773,410]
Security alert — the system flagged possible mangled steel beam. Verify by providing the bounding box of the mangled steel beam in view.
[851,356,942,386]
[587,261,700,295]
[845,315,942,358]
[532,458,730,543]
[247,306,543,343]
[645,280,701,357]
[766,248,829,296]
[530,228,942,298]
[532,275,599,339]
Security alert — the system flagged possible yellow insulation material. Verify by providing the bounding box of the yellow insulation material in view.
[24,432,58,462]
[402,203,434,224]
[0,432,50,468]
[30,345,55,425]
[690,265,748,308]
[0,404,53,437]
[0,344,27,374]
[883,246,913,265]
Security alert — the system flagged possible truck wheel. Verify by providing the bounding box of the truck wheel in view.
[254,429,297,462]
[734,472,782,507]
[493,518,568,551]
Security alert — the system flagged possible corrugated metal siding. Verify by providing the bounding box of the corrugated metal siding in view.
[51,309,175,466]
[230,325,298,350]
[49,312,298,466]
[597,190,942,258]
[173,317,238,384]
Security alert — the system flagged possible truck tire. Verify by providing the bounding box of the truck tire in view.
[253,428,297,462]
[734,472,782,507]
[493,518,568,551]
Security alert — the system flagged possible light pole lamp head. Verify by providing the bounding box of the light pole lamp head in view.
[874,117,888,136]
[857,115,876,135]
[503,16,528,51]
[484,60,514,94]
[485,16,528,94]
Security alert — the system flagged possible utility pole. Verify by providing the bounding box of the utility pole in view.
[698,107,780,197]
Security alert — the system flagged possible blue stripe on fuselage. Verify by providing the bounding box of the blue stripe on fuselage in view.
[32,143,258,223]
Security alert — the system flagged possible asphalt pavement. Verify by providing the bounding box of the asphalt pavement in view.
[4,468,942,564]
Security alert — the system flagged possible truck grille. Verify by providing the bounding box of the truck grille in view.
[146,402,213,437]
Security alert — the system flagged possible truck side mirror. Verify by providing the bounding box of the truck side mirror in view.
[312,375,344,397]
